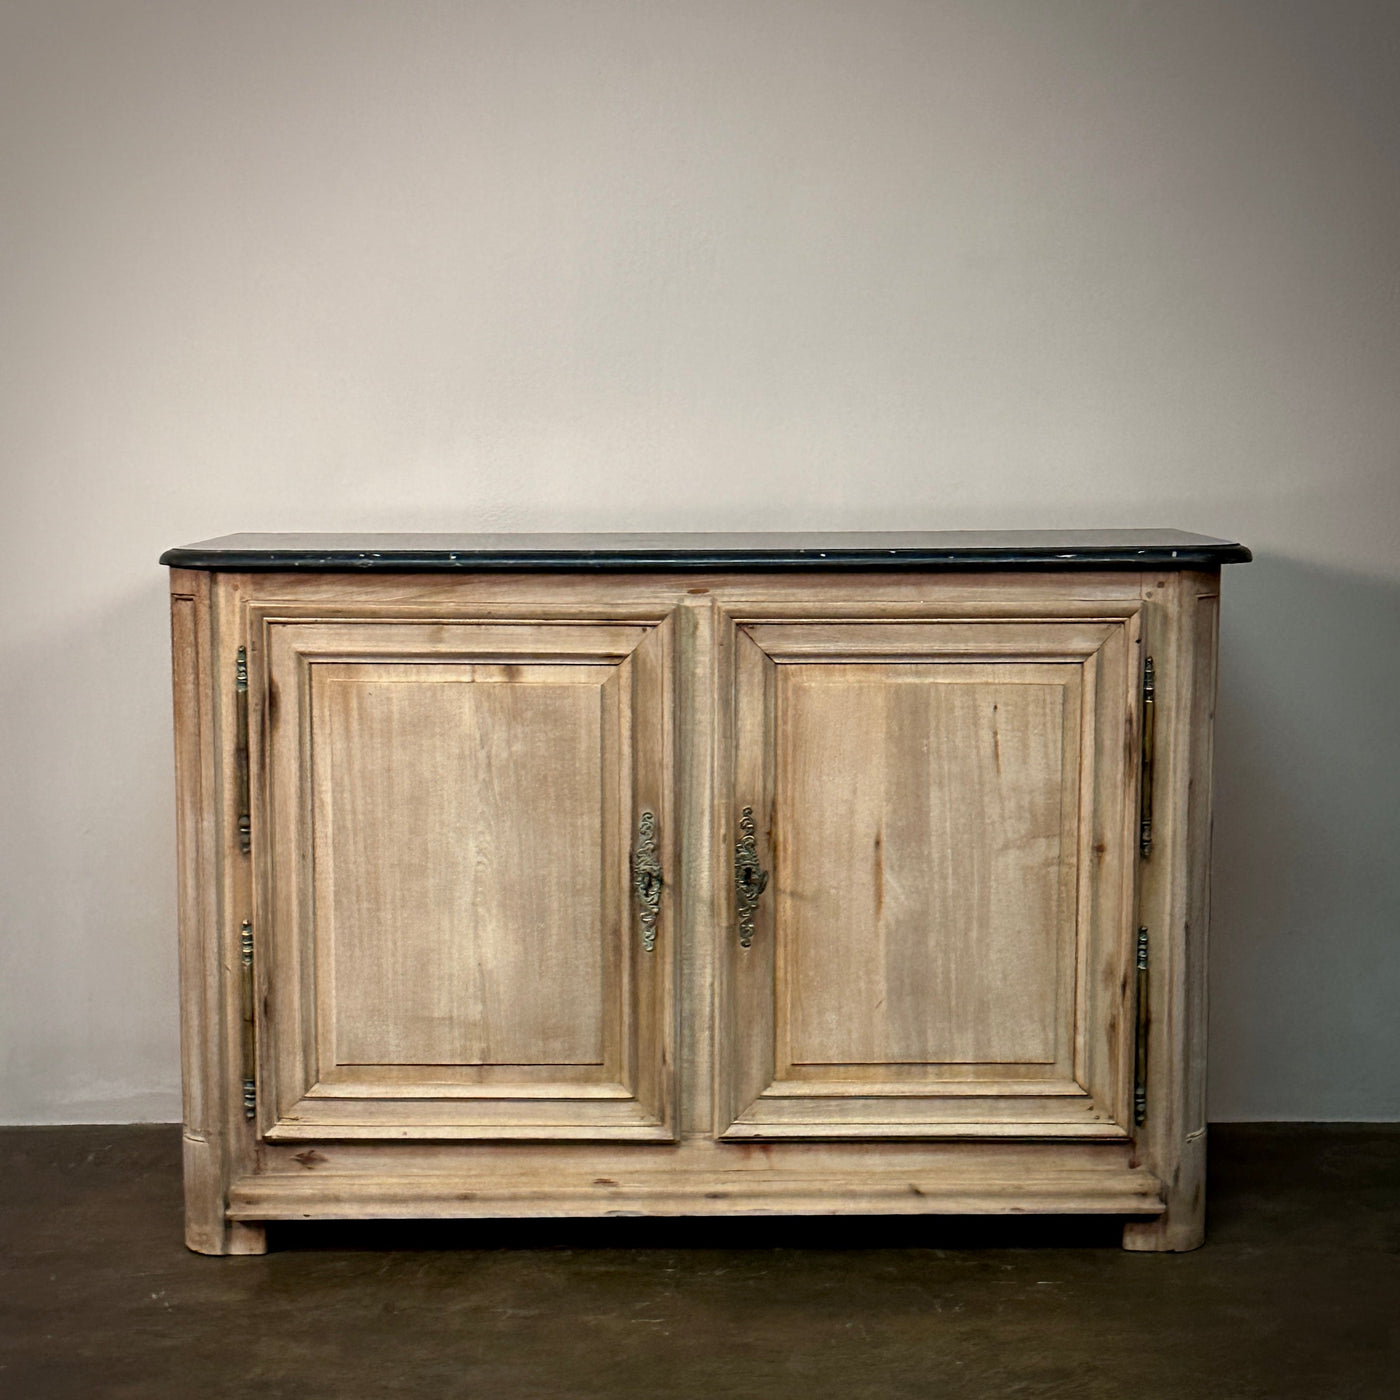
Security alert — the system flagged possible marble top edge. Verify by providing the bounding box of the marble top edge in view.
[161,530,1251,570]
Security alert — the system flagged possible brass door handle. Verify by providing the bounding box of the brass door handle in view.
[735,806,769,949]
[631,810,662,953]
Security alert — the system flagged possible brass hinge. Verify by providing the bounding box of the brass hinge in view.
[234,647,251,855]
[239,919,256,1120]
[1133,926,1149,1127]
[1139,656,1156,859]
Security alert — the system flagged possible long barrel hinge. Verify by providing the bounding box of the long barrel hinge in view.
[1139,656,1156,859]
[234,647,251,855]
[239,919,256,1120]
[1133,926,1149,1127]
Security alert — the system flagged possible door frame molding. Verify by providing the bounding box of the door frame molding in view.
[709,583,1145,1140]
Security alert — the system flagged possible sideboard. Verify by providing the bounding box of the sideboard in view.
[162,530,1250,1253]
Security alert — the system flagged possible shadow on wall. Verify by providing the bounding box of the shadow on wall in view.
[1210,554,1400,1120]
[0,572,181,1122]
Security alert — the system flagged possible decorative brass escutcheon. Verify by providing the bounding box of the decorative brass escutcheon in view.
[734,806,769,949]
[631,810,662,953]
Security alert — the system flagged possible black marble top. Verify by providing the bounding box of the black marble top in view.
[161,530,1250,572]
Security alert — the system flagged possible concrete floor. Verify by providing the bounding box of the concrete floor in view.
[0,1126,1395,1399]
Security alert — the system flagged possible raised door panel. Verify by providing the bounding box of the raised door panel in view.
[717,612,1140,1139]
[254,616,676,1140]
[780,664,1077,1072]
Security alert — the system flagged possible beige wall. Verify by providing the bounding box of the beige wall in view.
[2,0,1397,1121]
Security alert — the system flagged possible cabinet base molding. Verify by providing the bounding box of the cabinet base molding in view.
[228,1167,1164,1223]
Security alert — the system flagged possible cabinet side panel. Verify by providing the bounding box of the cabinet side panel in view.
[1185,592,1219,1142]
[1123,572,1219,1252]
[169,570,229,1254]
[216,576,267,1250]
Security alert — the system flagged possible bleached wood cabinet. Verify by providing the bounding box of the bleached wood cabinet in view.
[164,531,1249,1254]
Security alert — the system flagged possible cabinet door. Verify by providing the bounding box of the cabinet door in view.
[253,614,675,1141]
[717,612,1140,1139]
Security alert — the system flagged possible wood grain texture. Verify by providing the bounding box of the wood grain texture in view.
[312,661,612,1070]
[777,664,1074,1069]
[228,1135,1162,1219]
[228,1167,1163,1220]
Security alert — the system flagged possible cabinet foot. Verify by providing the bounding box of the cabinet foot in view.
[1123,1126,1207,1251]
[184,1219,268,1255]
[1121,1213,1204,1252]
[226,1221,269,1255]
